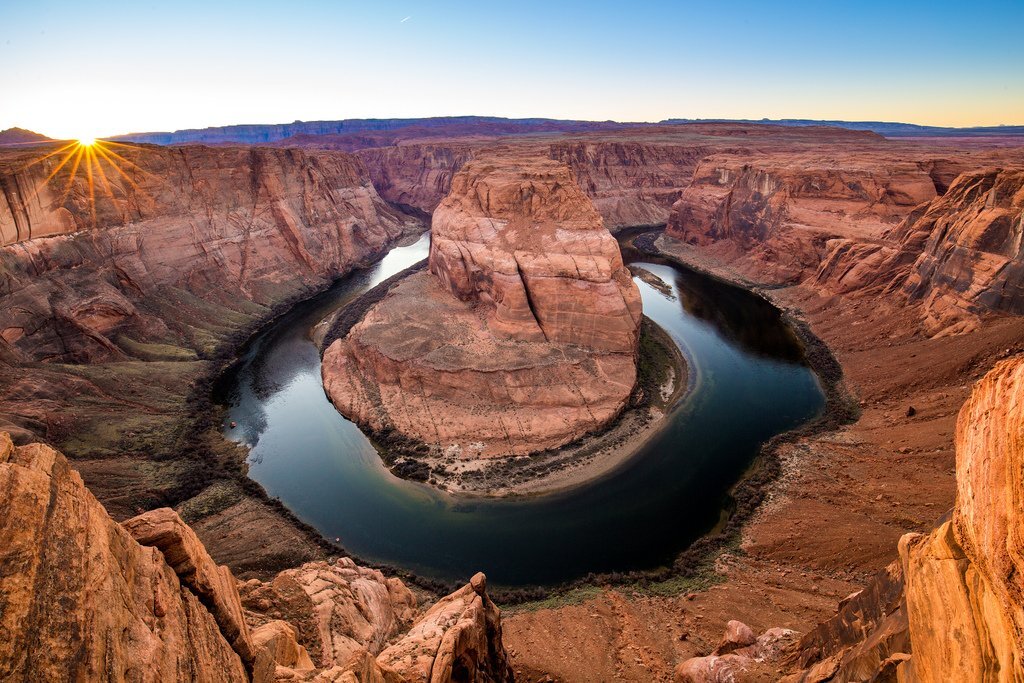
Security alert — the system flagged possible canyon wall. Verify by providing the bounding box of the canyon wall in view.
[546,140,711,229]
[693,355,1024,683]
[0,143,412,363]
[896,356,1024,682]
[0,142,417,453]
[901,168,1024,334]
[664,153,941,284]
[0,431,513,683]
[322,156,641,458]
[813,167,1024,335]
[357,143,476,215]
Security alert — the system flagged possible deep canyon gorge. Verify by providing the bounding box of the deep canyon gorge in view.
[1,118,1023,682]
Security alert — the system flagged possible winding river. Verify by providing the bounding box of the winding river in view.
[214,232,824,587]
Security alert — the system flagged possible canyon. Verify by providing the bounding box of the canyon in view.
[1,121,1023,682]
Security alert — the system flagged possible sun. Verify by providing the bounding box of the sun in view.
[77,137,96,147]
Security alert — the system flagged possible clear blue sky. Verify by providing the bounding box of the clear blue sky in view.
[2,0,1022,138]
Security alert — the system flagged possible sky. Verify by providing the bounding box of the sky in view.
[2,0,1022,139]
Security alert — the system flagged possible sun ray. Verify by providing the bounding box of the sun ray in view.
[22,141,78,170]
[90,145,118,205]
[18,138,156,223]
[96,143,160,181]
[92,143,144,192]
[84,145,97,227]
[58,146,86,205]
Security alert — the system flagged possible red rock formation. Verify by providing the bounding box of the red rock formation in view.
[780,562,910,682]
[896,356,1024,681]
[0,432,251,681]
[239,557,418,669]
[323,156,641,457]
[429,157,641,352]
[664,153,940,284]
[674,622,798,683]
[357,143,476,215]
[750,357,1024,682]
[0,143,412,363]
[377,573,513,683]
[0,142,417,453]
[0,431,513,683]
[812,168,1024,336]
[901,169,1024,334]
[547,140,709,229]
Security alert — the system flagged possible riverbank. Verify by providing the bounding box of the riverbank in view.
[316,254,690,498]
[392,316,689,498]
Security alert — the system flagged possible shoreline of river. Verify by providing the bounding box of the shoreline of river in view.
[201,225,853,602]
[315,257,691,498]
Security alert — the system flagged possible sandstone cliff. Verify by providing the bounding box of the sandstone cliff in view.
[688,356,1024,682]
[812,167,1024,336]
[0,432,251,681]
[0,431,512,682]
[895,356,1024,682]
[357,144,476,216]
[664,153,941,284]
[901,168,1024,334]
[546,140,710,229]
[322,156,641,458]
[0,143,412,364]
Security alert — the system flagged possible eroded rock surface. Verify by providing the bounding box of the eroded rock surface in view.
[323,156,641,457]
[240,558,419,669]
[0,431,512,683]
[895,357,1024,682]
[665,153,941,284]
[736,356,1024,682]
[0,432,250,681]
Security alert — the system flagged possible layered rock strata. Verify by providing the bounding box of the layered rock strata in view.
[0,143,411,364]
[323,156,641,457]
[664,153,942,284]
[0,431,512,683]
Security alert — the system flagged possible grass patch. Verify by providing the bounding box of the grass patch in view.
[117,335,199,362]
[501,585,604,613]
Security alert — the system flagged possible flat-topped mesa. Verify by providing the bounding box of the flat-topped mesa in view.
[429,156,642,353]
[323,156,642,459]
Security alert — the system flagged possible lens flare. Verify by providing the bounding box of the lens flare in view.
[18,138,156,232]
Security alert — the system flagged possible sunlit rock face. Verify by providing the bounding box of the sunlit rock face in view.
[0,143,411,364]
[428,156,642,353]
[897,356,1024,682]
[323,156,641,458]
[0,432,513,683]
[774,357,1024,682]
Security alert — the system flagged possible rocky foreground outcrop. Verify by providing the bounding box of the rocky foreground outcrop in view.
[0,431,512,682]
[679,356,1024,682]
[323,156,641,458]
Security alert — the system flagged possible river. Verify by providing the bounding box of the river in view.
[214,232,824,586]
